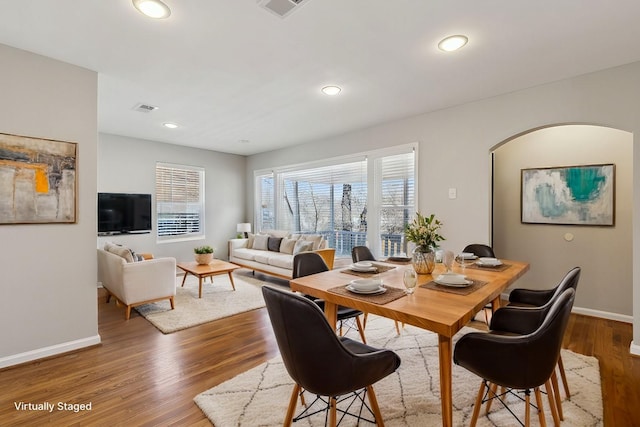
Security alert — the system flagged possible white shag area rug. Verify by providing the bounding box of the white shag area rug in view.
[194,315,603,427]
[135,272,268,333]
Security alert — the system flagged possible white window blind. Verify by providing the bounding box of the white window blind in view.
[374,150,415,256]
[256,172,275,231]
[156,163,205,240]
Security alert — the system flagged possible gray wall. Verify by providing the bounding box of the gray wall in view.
[97,133,246,262]
[494,125,632,316]
[0,44,99,367]
[248,61,640,354]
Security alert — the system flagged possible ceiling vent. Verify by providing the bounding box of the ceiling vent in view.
[257,0,310,18]
[132,103,159,113]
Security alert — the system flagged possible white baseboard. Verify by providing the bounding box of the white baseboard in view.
[630,341,640,357]
[0,334,101,369]
[571,306,633,323]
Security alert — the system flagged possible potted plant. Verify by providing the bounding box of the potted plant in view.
[194,245,214,265]
[405,213,445,274]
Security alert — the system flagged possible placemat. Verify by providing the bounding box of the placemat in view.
[465,263,512,272]
[341,263,397,277]
[328,284,406,305]
[420,279,488,296]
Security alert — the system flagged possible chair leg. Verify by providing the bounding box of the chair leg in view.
[524,390,531,427]
[329,396,337,427]
[534,387,546,427]
[169,296,175,310]
[545,379,560,427]
[558,355,571,399]
[470,381,486,427]
[366,385,385,427]
[550,369,563,420]
[284,384,301,427]
[362,312,368,329]
[355,316,367,344]
[485,382,498,415]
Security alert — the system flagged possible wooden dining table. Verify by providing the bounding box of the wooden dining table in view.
[289,259,530,427]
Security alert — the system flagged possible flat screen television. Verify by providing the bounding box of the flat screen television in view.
[98,193,152,235]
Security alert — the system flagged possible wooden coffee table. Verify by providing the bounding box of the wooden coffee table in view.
[177,260,240,298]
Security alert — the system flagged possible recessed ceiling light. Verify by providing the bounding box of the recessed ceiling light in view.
[163,122,178,129]
[132,0,171,19]
[321,86,342,96]
[238,139,251,144]
[438,35,468,52]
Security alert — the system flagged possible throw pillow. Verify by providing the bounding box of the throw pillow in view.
[302,234,324,251]
[252,234,269,251]
[279,237,297,254]
[246,233,255,248]
[268,236,283,252]
[293,240,314,255]
[106,244,135,263]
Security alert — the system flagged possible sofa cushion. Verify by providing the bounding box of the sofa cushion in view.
[268,236,283,252]
[246,233,255,248]
[293,240,314,255]
[254,252,272,264]
[279,237,297,254]
[233,248,258,261]
[268,252,294,270]
[253,234,269,250]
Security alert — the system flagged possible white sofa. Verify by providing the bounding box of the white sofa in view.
[97,245,177,320]
[228,230,335,279]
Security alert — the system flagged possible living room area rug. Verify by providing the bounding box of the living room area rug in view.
[194,315,603,426]
[135,270,270,333]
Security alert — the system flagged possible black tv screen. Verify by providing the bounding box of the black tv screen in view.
[98,193,152,234]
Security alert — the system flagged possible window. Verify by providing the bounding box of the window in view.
[156,163,205,241]
[254,144,416,258]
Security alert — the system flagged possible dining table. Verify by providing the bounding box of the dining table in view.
[289,258,530,427]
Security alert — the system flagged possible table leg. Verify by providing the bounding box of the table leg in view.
[438,334,453,427]
[491,296,501,313]
[198,277,203,298]
[323,302,338,330]
[228,271,236,291]
[181,272,188,287]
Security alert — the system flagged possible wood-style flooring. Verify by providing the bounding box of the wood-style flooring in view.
[1,274,639,426]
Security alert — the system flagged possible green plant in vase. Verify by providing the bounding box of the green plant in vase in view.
[405,213,445,274]
[194,245,214,265]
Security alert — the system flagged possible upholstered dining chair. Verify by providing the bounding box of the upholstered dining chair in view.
[351,246,402,334]
[503,266,581,419]
[262,285,401,427]
[292,252,367,343]
[462,243,496,258]
[454,288,576,427]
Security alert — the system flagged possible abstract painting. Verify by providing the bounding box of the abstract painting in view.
[0,132,77,224]
[521,164,615,226]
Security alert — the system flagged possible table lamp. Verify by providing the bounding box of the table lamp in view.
[237,223,251,238]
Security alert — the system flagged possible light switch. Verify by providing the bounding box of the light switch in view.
[448,188,457,199]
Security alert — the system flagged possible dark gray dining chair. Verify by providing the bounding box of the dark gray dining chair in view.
[454,288,575,427]
[262,285,401,426]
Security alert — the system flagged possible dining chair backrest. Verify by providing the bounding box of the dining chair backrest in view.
[509,266,581,307]
[352,246,376,263]
[462,244,496,258]
[292,252,329,279]
[262,285,399,397]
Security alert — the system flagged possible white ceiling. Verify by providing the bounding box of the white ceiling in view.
[1,1,640,156]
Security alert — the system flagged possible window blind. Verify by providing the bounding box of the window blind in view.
[156,163,205,239]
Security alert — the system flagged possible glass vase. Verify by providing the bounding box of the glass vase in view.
[412,246,436,274]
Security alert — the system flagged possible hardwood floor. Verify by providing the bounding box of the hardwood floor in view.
[1,282,639,426]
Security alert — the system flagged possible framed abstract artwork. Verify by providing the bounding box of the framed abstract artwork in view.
[0,132,77,224]
[521,163,615,226]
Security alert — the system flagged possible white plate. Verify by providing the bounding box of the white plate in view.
[476,258,502,267]
[349,278,382,291]
[459,253,478,260]
[354,261,373,269]
[434,279,473,288]
[436,273,467,284]
[346,285,387,294]
[350,264,377,272]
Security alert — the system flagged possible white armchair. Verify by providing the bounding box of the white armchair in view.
[97,248,177,320]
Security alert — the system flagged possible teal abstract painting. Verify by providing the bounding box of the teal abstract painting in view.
[521,164,614,225]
